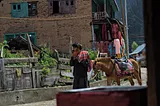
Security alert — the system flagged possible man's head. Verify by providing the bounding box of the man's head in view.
[72,42,82,50]
[72,43,82,57]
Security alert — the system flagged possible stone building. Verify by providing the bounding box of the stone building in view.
[0,0,118,53]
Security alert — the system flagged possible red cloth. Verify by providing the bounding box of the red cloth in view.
[111,24,119,39]
[102,24,107,41]
[78,51,91,72]
[78,51,90,62]
[103,41,108,53]
[117,31,122,45]
[100,41,104,53]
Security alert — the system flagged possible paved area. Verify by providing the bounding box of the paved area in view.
[10,100,57,106]
[11,68,147,106]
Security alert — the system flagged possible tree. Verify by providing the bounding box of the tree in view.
[127,0,144,35]
[132,41,138,52]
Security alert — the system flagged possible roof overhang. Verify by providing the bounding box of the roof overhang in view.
[129,44,146,55]
[111,0,119,12]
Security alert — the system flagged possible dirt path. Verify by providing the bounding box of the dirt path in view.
[11,68,147,106]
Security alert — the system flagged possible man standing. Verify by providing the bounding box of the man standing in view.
[70,43,90,89]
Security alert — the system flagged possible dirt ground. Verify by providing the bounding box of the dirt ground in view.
[11,68,147,106]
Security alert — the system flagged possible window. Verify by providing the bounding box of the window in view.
[53,1,59,14]
[49,0,76,15]
[13,5,16,10]
[4,35,15,42]
[66,1,69,6]
[28,2,37,16]
[17,4,21,10]
[11,2,37,18]
[4,33,36,44]
[71,0,74,5]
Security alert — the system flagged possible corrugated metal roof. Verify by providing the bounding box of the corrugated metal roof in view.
[129,43,146,55]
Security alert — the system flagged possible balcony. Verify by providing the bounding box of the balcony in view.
[92,12,109,20]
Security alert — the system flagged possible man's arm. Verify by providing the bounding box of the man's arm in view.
[79,53,90,68]
[80,59,89,67]
[70,56,75,66]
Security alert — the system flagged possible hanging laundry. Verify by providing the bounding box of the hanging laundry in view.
[100,41,104,53]
[107,30,112,41]
[108,42,114,57]
[111,23,119,39]
[121,38,125,50]
[121,37,125,56]
[114,39,121,58]
[102,24,108,41]
[96,42,101,51]
[117,31,123,45]
[102,41,108,53]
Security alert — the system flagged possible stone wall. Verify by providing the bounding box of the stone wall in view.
[0,0,92,53]
[0,79,107,106]
[0,16,92,53]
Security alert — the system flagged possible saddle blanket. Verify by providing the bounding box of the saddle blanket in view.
[116,59,134,76]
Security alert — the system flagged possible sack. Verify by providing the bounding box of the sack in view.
[118,62,128,71]
[87,68,93,80]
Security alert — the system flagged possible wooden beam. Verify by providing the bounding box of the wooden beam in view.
[26,34,34,58]
[60,71,73,78]
[59,58,70,63]
[4,58,38,64]
[143,0,158,106]
[69,36,72,58]
[58,78,73,83]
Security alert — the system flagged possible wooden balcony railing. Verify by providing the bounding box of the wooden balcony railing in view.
[92,12,109,20]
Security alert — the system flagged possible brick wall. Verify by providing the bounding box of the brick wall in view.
[0,16,92,53]
[0,0,92,18]
[0,0,92,53]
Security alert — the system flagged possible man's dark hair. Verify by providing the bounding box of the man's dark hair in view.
[72,42,82,50]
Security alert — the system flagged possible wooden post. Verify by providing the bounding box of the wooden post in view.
[91,23,96,50]
[69,36,72,58]
[143,1,159,106]
[120,0,129,58]
[26,34,34,58]
[26,34,35,88]
[0,58,5,90]
[31,69,36,88]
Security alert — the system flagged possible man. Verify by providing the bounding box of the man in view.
[70,43,90,89]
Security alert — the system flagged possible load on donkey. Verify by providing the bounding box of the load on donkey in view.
[90,18,142,86]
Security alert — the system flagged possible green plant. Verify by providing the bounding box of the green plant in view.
[88,49,98,60]
[37,47,57,76]
[37,47,57,67]
[42,67,51,76]
[132,41,138,52]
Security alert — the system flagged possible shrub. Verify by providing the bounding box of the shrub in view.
[132,41,138,52]
[87,49,98,60]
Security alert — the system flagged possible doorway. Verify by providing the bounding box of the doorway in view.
[53,1,59,14]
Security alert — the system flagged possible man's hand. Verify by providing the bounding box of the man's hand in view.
[72,51,78,57]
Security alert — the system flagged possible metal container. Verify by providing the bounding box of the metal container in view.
[56,86,147,106]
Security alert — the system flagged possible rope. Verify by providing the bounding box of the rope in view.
[89,71,100,81]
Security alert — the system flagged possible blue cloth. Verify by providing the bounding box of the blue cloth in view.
[108,42,115,57]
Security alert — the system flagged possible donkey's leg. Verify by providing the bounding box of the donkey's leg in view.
[107,78,112,86]
[128,76,135,86]
[116,78,121,86]
[133,70,142,85]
